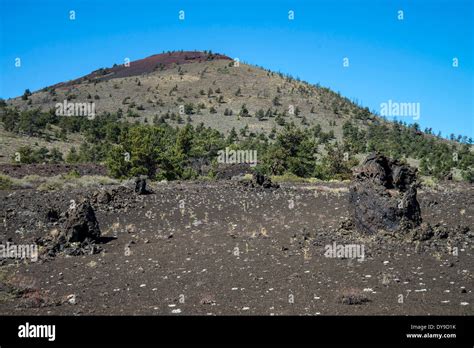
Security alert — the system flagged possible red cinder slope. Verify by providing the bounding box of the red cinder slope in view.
[52,51,232,88]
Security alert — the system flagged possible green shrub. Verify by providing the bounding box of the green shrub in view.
[64,169,81,179]
[0,174,13,190]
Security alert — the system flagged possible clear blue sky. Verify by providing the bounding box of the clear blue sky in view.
[0,0,472,138]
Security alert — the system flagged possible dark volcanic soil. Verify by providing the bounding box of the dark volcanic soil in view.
[0,180,472,315]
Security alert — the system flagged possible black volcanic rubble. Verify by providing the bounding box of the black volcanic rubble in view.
[134,176,149,195]
[349,153,422,234]
[89,185,138,211]
[38,200,103,257]
[214,163,253,180]
[344,153,472,249]
[36,183,154,258]
[63,200,101,243]
[242,173,280,190]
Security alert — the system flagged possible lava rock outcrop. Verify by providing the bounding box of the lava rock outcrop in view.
[245,173,280,189]
[63,200,101,243]
[134,176,150,195]
[349,153,421,234]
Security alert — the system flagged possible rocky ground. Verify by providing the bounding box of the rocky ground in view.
[0,175,472,315]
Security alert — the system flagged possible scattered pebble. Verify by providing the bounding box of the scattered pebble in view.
[67,294,76,305]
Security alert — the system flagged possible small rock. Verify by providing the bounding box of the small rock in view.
[67,294,76,305]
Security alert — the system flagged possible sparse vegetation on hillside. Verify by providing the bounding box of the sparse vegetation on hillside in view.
[1,51,472,182]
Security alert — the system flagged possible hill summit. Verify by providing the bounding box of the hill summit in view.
[52,51,232,88]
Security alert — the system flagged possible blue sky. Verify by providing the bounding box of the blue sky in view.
[0,0,472,138]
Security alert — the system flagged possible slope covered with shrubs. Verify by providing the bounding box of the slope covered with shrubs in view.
[1,99,472,182]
